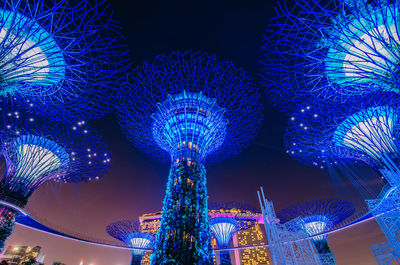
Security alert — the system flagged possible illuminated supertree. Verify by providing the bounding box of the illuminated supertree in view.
[0,99,111,251]
[209,217,252,265]
[284,92,400,186]
[106,220,155,265]
[117,51,263,264]
[0,0,128,121]
[277,199,355,264]
[261,0,400,112]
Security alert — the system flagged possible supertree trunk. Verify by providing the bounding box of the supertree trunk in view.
[0,206,18,253]
[151,162,213,265]
[131,254,143,265]
[219,251,232,265]
[314,239,336,265]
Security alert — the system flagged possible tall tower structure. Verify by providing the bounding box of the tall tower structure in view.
[106,220,155,265]
[117,51,263,264]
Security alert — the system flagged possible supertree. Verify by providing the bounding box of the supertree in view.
[285,92,400,187]
[106,220,155,265]
[117,51,263,265]
[0,99,111,251]
[209,217,253,265]
[0,0,128,121]
[261,0,400,112]
[277,199,355,264]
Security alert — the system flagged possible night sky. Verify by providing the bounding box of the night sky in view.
[6,0,387,264]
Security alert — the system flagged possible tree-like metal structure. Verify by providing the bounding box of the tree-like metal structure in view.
[277,199,355,264]
[106,220,155,265]
[209,217,252,265]
[285,92,400,187]
[117,51,263,265]
[0,0,128,121]
[261,0,400,112]
[0,99,111,251]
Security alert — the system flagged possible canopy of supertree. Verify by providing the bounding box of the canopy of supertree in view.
[106,220,155,256]
[0,0,129,121]
[117,51,263,265]
[118,51,263,164]
[284,92,400,176]
[209,217,252,248]
[0,99,111,251]
[276,199,355,240]
[261,0,400,112]
[0,99,111,207]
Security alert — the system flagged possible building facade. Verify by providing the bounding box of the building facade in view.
[138,208,271,265]
[1,246,41,265]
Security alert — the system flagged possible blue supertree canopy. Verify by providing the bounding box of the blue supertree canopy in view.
[209,216,253,248]
[0,0,129,121]
[209,217,239,248]
[117,51,263,163]
[106,220,155,255]
[0,99,111,206]
[284,92,400,172]
[276,199,355,239]
[261,0,400,112]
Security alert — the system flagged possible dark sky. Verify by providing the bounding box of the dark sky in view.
[9,0,385,264]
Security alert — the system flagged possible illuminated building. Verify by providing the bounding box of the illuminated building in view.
[1,246,41,265]
[106,220,155,265]
[117,51,263,264]
[277,199,355,264]
[138,202,271,265]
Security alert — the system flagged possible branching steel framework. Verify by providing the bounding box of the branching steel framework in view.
[106,220,155,265]
[0,100,111,251]
[261,0,400,112]
[117,51,263,264]
[258,188,322,265]
[285,92,400,186]
[209,216,253,265]
[277,199,355,265]
[0,0,129,121]
[371,241,400,264]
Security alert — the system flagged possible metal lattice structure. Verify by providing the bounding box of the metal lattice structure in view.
[258,187,322,265]
[371,241,400,265]
[285,92,400,186]
[0,0,129,121]
[277,199,354,265]
[367,186,400,258]
[0,99,111,251]
[209,216,253,265]
[106,220,155,265]
[261,0,400,112]
[117,51,263,264]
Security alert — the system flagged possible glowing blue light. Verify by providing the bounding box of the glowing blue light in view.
[300,215,329,241]
[209,217,238,248]
[333,106,397,161]
[326,4,400,91]
[0,8,65,92]
[129,233,153,256]
[152,91,227,162]
[4,135,69,192]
